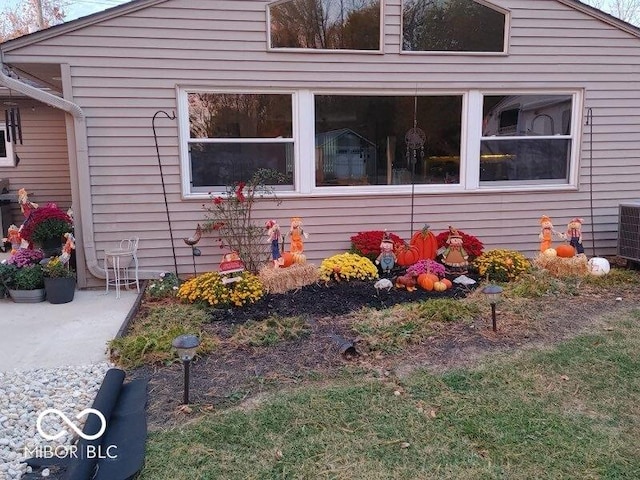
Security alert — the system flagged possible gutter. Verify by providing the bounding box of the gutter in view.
[0,65,108,282]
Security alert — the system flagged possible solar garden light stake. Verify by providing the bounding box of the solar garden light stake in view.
[172,334,201,405]
[482,284,503,332]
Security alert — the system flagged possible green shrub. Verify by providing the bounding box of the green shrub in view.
[146,272,181,299]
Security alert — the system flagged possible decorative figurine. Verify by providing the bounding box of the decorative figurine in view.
[564,217,585,254]
[375,232,397,274]
[441,226,469,274]
[59,232,76,265]
[288,217,308,254]
[17,188,38,218]
[538,215,559,252]
[2,224,24,254]
[265,219,283,267]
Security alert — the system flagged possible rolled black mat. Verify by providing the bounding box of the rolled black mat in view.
[65,368,126,480]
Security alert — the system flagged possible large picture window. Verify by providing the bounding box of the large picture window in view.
[314,95,462,186]
[269,0,381,50]
[403,0,506,53]
[186,93,294,191]
[480,94,574,184]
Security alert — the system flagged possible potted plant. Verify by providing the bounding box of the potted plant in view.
[4,248,46,302]
[19,203,73,256]
[43,257,76,304]
[0,262,18,299]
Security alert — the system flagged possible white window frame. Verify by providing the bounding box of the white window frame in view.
[0,123,16,167]
[178,88,299,197]
[178,88,583,199]
[465,90,583,192]
[400,0,511,55]
[266,0,384,54]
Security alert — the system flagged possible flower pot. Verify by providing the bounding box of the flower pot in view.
[8,288,46,303]
[44,277,76,304]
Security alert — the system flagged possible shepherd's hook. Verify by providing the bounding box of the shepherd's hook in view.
[152,110,179,275]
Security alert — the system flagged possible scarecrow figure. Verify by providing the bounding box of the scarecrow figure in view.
[265,219,282,267]
[17,188,38,218]
[564,217,585,254]
[539,215,558,252]
[288,217,308,254]
[441,226,468,274]
[375,232,397,274]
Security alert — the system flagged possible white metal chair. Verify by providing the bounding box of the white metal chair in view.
[104,237,139,298]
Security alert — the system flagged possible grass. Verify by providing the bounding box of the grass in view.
[139,308,640,479]
[351,299,480,353]
[108,303,218,368]
[229,315,311,347]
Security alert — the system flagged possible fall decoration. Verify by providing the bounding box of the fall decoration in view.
[394,272,417,291]
[555,244,577,258]
[19,203,73,246]
[258,263,319,294]
[395,244,419,267]
[534,253,589,277]
[350,231,406,261]
[406,259,446,279]
[435,228,484,259]
[433,281,447,292]
[409,224,438,260]
[281,251,306,268]
[441,278,453,289]
[416,273,434,291]
[177,271,265,307]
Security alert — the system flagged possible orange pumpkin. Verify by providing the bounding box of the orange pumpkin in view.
[280,252,306,267]
[424,273,439,283]
[433,281,447,292]
[410,225,438,260]
[441,278,453,289]
[395,244,420,267]
[417,273,434,291]
[556,244,576,258]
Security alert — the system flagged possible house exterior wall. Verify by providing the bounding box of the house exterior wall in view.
[2,0,639,280]
[0,100,71,226]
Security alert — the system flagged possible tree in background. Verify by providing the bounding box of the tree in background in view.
[0,0,69,42]
[583,0,640,26]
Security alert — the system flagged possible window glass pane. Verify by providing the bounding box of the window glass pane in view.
[0,130,6,158]
[315,95,462,186]
[270,0,380,50]
[480,139,570,182]
[403,0,505,52]
[483,95,573,136]
[189,142,294,188]
[188,93,292,139]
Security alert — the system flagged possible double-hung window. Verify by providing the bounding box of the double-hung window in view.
[0,123,15,167]
[182,92,295,193]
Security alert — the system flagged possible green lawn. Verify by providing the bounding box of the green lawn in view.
[140,308,640,480]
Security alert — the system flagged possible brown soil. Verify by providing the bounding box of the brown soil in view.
[128,277,640,431]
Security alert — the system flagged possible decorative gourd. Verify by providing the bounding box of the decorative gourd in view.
[543,248,557,257]
[441,278,453,289]
[280,252,306,267]
[395,245,419,267]
[433,281,447,292]
[410,225,438,260]
[417,273,434,291]
[556,244,576,258]
[424,273,439,283]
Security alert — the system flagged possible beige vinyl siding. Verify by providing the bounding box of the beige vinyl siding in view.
[3,0,640,280]
[0,101,71,226]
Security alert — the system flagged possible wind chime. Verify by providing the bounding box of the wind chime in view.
[4,88,23,145]
[404,95,426,237]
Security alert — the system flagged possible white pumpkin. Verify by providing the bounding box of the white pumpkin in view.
[543,248,557,257]
[587,257,610,276]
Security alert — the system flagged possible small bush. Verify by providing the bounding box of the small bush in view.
[435,229,484,258]
[473,249,531,282]
[406,259,446,278]
[177,271,265,308]
[319,253,379,283]
[230,316,311,347]
[146,272,181,299]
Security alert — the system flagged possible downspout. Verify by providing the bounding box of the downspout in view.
[0,65,107,281]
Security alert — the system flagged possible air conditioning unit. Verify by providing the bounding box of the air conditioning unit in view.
[618,201,640,262]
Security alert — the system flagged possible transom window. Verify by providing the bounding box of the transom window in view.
[268,0,381,50]
[185,93,295,191]
[403,0,506,53]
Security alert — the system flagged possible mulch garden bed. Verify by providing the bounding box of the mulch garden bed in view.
[128,276,640,431]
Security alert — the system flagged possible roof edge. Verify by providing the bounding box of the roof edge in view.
[1,0,169,53]
[557,0,640,39]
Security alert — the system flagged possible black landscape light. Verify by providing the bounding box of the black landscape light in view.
[482,284,503,332]
[172,334,200,404]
